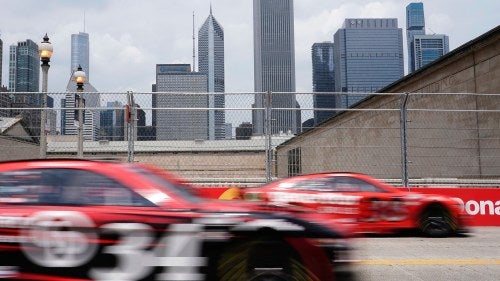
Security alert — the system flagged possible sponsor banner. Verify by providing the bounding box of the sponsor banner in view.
[409,187,500,226]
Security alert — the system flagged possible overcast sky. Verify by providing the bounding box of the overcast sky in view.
[1,0,499,94]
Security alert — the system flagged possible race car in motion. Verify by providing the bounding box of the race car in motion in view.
[0,159,353,281]
[242,172,470,237]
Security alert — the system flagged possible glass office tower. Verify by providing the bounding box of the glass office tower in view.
[0,35,3,87]
[198,7,226,140]
[154,64,208,140]
[71,32,90,80]
[312,42,335,125]
[253,0,298,135]
[413,34,449,70]
[8,39,39,93]
[334,18,404,108]
[64,31,100,141]
[407,3,449,72]
[406,3,426,73]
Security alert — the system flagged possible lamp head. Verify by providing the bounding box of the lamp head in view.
[39,33,53,63]
[73,65,87,85]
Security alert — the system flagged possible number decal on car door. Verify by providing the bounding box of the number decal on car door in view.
[21,211,208,281]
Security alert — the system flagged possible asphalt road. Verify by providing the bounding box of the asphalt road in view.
[348,227,500,281]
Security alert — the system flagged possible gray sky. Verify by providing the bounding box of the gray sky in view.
[1,0,499,94]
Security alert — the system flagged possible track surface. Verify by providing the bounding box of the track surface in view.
[349,227,500,281]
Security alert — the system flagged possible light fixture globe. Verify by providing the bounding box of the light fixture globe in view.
[73,65,87,85]
[39,34,53,62]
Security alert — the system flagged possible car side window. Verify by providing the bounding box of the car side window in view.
[0,168,154,206]
[333,177,385,193]
[58,169,154,206]
[291,177,337,192]
[0,170,57,204]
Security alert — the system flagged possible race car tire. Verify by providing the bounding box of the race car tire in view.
[216,236,319,281]
[419,203,455,237]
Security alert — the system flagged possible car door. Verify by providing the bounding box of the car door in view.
[332,176,408,233]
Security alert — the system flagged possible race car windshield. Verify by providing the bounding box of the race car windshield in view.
[128,166,201,203]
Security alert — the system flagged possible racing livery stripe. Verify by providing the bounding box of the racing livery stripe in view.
[269,192,361,205]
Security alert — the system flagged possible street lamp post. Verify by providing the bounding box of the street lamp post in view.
[39,34,53,158]
[73,65,86,158]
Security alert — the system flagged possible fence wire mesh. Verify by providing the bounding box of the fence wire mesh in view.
[1,91,499,186]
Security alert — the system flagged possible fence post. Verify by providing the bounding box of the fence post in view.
[265,91,273,182]
[400,92,410,190]
[127,91,135,163]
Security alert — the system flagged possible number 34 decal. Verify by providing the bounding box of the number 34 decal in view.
[21,211,207,281]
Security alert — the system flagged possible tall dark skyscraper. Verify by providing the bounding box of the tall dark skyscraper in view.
[198,6,226,140]
[9,39,39,93]
[0,34,3,87]
[334,18,404,108]
[312,42,335,125]
[406,3,426,73]
[253,0,298,135]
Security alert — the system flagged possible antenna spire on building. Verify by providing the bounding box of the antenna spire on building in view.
[83,11,86,32]
[192,11,196,72]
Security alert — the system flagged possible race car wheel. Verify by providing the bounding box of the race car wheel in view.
[216,236,319,281]
[419,203,456,237]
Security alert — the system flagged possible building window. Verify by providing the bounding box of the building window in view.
[287,147,302,177]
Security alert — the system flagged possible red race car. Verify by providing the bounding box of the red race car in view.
[243,172,470,237]
[0,159,353,281]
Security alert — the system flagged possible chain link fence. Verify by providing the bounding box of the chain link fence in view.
[1,91,499,186]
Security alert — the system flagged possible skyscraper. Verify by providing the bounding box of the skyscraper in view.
[406,3,425,73]
[406,3,449,72]
[63,81,99,141]
[64,31,100,141]
[154,64,208,140]
[198,6,225,140]
[8,39,39,93]
[0,34,3,87]
[71,32,90,80]
[253,0,298,135]
[312,42,335,125]
[412,34,449,70]
[8,39,41,137]
[100,101,125,141]
[334,18,404,108]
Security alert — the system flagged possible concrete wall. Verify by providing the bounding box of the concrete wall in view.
[0,137,38,161]
[47,150,267,185]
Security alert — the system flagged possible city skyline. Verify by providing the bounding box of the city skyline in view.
[0,0,499,94]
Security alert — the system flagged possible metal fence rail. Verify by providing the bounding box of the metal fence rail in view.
[1,91,499,186]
